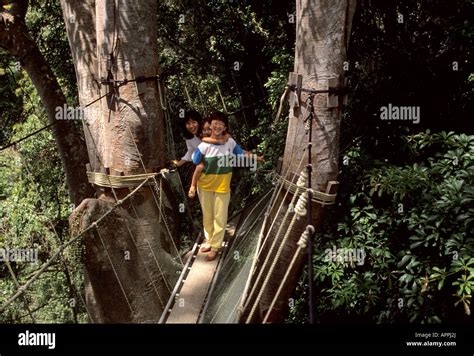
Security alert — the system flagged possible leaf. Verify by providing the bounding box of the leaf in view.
[398,254,412,268]
[456,213,471,222]
[410,241,423,249]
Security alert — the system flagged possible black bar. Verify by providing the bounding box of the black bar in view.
[0,324,472,354]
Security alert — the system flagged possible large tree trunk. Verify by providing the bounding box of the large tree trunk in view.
[0,8,93,205]
[61,0,180,323]
[241,0,356,323]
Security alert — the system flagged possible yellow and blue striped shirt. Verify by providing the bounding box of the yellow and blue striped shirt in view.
[192,138,244,193]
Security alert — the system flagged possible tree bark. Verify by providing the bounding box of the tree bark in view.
[60,0,180,323]
[0,10,94,205]
[241,0,357,323]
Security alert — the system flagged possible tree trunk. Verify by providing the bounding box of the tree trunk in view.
[0,9,93,205]
[241,0,356,323]
[60,0,180,323]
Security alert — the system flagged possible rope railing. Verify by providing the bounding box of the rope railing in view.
[86,171,158,188]
[272,171,337,206]
[0,175,153,313]
[242,170,307,322]
[3,47,337,325]
[262,225,314,323]
[245,189,310,323]
[22,159,95,322]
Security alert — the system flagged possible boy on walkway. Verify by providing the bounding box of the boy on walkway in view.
[192,111,247,261]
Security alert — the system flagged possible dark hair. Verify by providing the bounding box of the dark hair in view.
[182,110,202,139]
[208,111,229,128]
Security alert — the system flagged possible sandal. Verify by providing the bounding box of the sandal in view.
[200,244,211,253]
[205,250,218,261]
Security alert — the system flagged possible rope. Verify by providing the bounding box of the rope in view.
[4,259,36,323]
[245,178,307,323]
[0,176,152,312]
[182,78,194,109]
[255,159,306,263]
[262,225,314,323]
[87,171,157,188]
[124,123,183,265]
[273,86,290,130]
[273,172,337,205]
[0,122,55,151]
[237,155,306,315]
[94,226,133,313]
[22,159,95,323]
[128,198,173,293]
[240,168,306,313]
[83,121,119,202]
[194,78,207,114]
[123,223,165,308]
[288,84,348,96]
[152,174,183,264]
[252,81,309,255]
[238,186,282,314]
[215,80,228,113]
[241,86,303,271]
[305,92,316,323]
[215,189,273,275]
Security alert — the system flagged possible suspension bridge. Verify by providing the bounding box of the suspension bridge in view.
[0,74,338,324]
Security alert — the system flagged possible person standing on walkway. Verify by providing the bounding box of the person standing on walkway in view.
[192,111,245,261]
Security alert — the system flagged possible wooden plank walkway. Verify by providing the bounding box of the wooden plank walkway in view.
[166,224,236,324]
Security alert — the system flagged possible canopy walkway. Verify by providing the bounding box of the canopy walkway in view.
[0,78,338,323]
[163,225,233,324]
[0,167,314,323]
[160,189,271,324]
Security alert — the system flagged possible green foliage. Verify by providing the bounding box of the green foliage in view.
[156,0,295,212]
[288,131,474,323]
[1,0,472,325]
[0,73,86,323]
[287,0,472,324]
[26,0,77,101]
[341,0,473,164]
[0,52,24,147]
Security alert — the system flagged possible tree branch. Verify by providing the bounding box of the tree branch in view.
[0,12,94,205]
